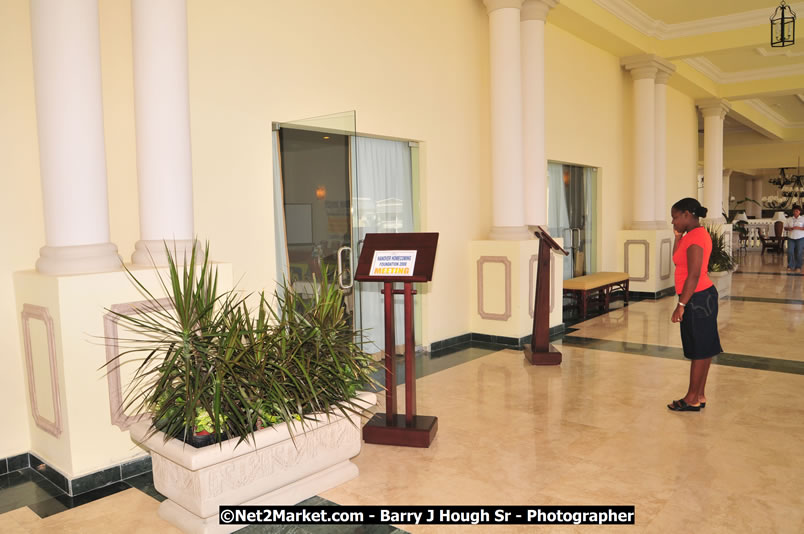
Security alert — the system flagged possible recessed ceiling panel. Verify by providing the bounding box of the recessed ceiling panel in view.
[760,94,804,123]
[702,45,804,73]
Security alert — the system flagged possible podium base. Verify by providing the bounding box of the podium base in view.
[363,413,438,448]
[524,344,562,365]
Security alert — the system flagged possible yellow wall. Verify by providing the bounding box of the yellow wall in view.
[184,0,492,346]
[545,24,628,272]
[665,87,700,215]
[545,26,698,271]
[1,0,702,462]
[0,0,39,459]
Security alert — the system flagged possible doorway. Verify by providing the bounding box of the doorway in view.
[547,163,598,280]
[272,112,420,353]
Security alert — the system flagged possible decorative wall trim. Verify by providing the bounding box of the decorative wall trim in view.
[477,256,511,321]
[104,298,173,430]
[624,240,650,282]
[592,0,804,40]
[660,238,672,280]
[21,304,63,437]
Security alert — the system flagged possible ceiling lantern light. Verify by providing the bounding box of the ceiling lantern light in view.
[771,1,796,47]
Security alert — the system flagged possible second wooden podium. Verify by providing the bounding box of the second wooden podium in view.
[354,232,438,448]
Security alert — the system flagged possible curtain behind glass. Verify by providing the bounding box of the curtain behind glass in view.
[272,131,289,284]
[547,162,572,280]
[351,136,413,353]
[584,167,597,274]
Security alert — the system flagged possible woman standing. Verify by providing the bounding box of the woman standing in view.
[668,198,723,412]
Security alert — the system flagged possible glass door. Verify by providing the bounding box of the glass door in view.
[275,112,357,317]
[350,137,416,354]
[547,163,597,280]
[273,113,419,354]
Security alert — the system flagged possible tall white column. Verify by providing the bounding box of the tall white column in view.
[698,99,731,223]
[484,0,529,240]
[722,169,732,220]
[30,0,121,274]
[621,55,676,230]
[131,0,197,265]
[654,70,673,226]
[521,0,557,227]
[752,178,764,218]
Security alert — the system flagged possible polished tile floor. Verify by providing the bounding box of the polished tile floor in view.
[2,251,803,533]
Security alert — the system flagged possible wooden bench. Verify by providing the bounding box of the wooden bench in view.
[563,272,630,319]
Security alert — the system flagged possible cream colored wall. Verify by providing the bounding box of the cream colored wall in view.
[183,0,491,346]
[2,0,706,464]
[545,24,629,273]
[545,26,698,271]
[1,0,492,422]
[665,87,699,216]
[0,0,39,458]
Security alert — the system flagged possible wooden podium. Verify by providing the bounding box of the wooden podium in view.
[524,226,569,366]
[354,232,438,447]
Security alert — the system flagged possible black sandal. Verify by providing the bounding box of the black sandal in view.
[668,399,701,411]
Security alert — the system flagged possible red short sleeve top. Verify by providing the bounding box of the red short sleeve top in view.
[672,226,713,295]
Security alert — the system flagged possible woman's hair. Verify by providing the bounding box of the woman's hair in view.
[672,197,708,218]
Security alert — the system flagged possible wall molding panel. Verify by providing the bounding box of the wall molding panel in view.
[103,298,173,430]
[477,256,512,321]
[21,304,63,437]
[624,240,650,282]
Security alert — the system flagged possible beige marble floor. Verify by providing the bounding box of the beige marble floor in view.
[4,251,803,533]
[0,488,182,533]
[571,252,804,362]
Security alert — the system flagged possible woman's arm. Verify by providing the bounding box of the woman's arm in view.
[673,230,682,253]
[671,244,703,323]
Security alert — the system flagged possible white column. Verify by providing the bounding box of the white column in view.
[521,0,557,227]
[30,0,121,274]
[722,169,732,220]
[698,99,731,223]
[752,178,764,218]
[131,0,197,265]
[484,0,529,240]
[654,70,673,227]
[621,55,676,230]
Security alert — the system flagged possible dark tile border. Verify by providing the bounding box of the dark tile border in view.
[121,456,152,479]
[729,296,804,305]
[430,325,566,352]
[70,465,121,496]
[561,335,804,375]
[29,454,69,494]
[628,287,676,300]
[7,453,30,472]
[734,271,804,277]
[1,453,151,497]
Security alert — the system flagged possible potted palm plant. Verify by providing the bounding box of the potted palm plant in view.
[705,224,735,298]
[108,243,378,533]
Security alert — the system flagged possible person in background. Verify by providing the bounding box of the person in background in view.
[785,205,804,272]
[668,198,723,412]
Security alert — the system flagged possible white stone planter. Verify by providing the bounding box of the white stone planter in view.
[709,270,732,299]
[129,391,376,534]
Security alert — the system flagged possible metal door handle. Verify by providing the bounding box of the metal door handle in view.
[337,246,353,289]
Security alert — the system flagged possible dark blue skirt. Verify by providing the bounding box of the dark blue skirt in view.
[680,285,723,360]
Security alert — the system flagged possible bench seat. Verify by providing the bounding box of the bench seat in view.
[563,272,629,319]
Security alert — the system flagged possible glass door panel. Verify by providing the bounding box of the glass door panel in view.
[351,136,416,354]
[276,112,356,317]
[548,162,597,280]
